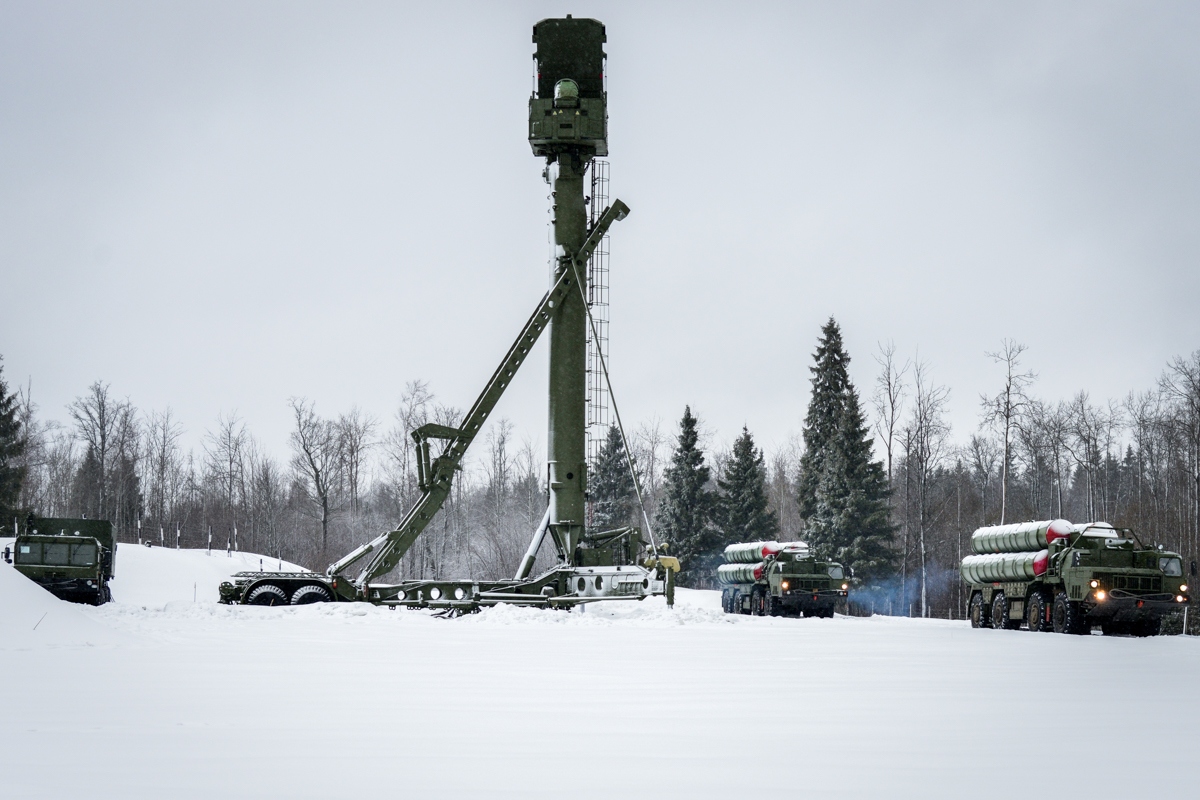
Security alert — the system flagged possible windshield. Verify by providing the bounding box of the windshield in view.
[15,542,41,564]
[42,542,69,565]
[70,543,97,566]
[827,565,844,580]
[1160,557,1183,577]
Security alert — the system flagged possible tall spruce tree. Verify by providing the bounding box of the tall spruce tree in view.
[797,319,893,582]
[654,406,717,587]
[716,426,778,544]
[590,424,636,531]
[0,357,25,522]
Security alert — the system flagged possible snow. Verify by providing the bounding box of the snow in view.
[2,543,1198,799]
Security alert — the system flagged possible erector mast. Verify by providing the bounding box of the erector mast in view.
[529,16,609,564]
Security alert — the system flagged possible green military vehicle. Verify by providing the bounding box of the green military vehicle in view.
[962,519,1191,636]
[3,516,116,605]
[718,540,849,617]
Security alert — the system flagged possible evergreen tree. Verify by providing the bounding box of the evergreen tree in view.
[0,356,25,522]
[590,424,636,531]
[716,426,778,544]
[654,406,717,587]
[797,318,894,582]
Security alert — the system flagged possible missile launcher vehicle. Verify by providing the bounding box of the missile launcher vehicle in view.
[3,516,116,605]
[219,16,680,612]
[962,519,1192,636]
[718,541,849,617]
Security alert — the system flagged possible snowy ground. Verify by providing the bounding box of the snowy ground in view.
[2,543,1198,799]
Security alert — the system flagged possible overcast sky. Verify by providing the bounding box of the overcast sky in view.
[2,1,1198,468]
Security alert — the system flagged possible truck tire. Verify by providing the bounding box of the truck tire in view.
[1026,592,1050,632]
[767,594,783,616]
[1052,591,1087,635]
[291,584,334,605]
[969,593,991,628]
[246,583,289,606]
[751,586,767,616]
[991,592,1017,630]
[1130,617,1161,637]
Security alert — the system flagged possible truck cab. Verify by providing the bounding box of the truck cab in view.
[4,517,116,605]
[1053,526,1189,635]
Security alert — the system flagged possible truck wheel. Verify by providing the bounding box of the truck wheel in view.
[751,587,767,616]
[291,584,334,605]
[991,592,1013,630]
[1026,592,1050,632]
[1130,618,1161,637]
[729,591,741,614]
[969,593,991,628]
[1052,591,1087,635]
[767,595,783,617]
[246,584,289,606]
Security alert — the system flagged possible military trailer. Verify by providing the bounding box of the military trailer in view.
[3,517,116,605]
[718,540,849,617]
[962,519,1191,636]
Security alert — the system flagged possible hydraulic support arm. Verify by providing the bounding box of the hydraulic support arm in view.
[328,201,630,591]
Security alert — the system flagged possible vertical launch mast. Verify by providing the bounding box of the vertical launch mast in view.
[531,16,608,565]
[221,16,677,611]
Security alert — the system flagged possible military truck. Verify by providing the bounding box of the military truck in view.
[962,519,1191,636]
[3,516,116,605]
[718,540,849,617]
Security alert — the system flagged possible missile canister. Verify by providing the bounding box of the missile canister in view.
[970,519,1072,555]
[717,563,765,585]
[960,550,1050,583]
[723,541,809,563]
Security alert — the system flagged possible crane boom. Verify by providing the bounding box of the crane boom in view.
[327,201,629,591]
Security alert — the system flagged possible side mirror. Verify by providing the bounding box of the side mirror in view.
[2,545,10,564]
[1191,560,1197,577]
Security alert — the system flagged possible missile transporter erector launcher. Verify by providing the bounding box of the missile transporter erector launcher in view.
[962,519,1191,636]
[3,516,116,605]
[219,16,679,612]
[718,541,849,617]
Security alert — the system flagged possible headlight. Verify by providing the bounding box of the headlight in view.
[841,583,849,590]
[781,581,789,590]
[1089,580,1099,589]
[1178,595,1187,603]
[1095,590,1106,601]
[1181,584,1188,593]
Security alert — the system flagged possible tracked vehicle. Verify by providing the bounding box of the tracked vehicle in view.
[718,541,848,617]
[3,516,116,605]
[220,16,678,612]
[962,520,1191,636]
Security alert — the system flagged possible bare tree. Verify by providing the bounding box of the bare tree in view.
[965,434,999,526]
[145,408,184,527]
[632,415,666,515]
[68,381,124,520]
[873,340,910,486]
[1160,351,1200,557]
[904,361,951,617]
[980,340,1036,524]
[14,380,60,514]
[766,434,803,539]
[384,380,434,508]
[338,406,377,518]
[289,398,344,560]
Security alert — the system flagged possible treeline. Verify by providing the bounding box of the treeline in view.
[3,375,559,580]
[1,329,1198,620]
